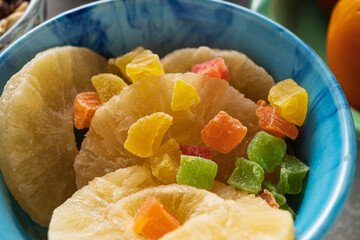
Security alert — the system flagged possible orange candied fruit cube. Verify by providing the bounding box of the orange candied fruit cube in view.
[134,197,179,240]
[74,92,102,129]
[256,100,298,140]
[201,111,247,154]
[191,58,229,81]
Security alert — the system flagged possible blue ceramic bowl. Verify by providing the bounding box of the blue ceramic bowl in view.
[0,0,357,239]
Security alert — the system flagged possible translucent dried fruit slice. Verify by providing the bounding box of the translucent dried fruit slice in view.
[133,196,180,239]
[74,92,102,130]
[268,79,308,126]
[191,57,229,81]
[115,46,145,81]
[161,46,275,101]
[247,131,287,173]
[256,101,299,140]
[75,73,261,187]
[201,111,247,154]
[0,46,107,226]
[176,155,218,190]
[126,50,164,83]
[171,79,200,111]
[150,138,181,184]
[124,112,173,158]
[179,145,211,160]
[91,73,128,103]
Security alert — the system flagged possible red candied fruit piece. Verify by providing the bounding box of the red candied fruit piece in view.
[256,100,299,140]
[201,111,247,154]
[179,145,212,160]
[74,92,102,130]
[191,58,229,81]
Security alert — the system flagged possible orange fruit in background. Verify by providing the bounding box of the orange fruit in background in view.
[327,0,360,111]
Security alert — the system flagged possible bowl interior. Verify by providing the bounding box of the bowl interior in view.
[0,0,356,239]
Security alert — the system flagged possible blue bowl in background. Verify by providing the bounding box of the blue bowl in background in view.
[0,0,357,239]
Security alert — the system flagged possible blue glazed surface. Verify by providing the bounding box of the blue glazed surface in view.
[0,0,356,239]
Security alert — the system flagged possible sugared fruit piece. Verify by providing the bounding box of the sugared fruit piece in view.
[124,112,173,158]
[176,155,218,190]
[227,157,264,194]
[91,73,128,103]
[268,79,308,126]
[259,189,279,209]
[247,131,286,173]
[150,138,181,184]
[256,100,299,140]
[171,79,200,111]
[191,58,229,81]
[134,196,180,240]
[201,111,247,154]
[126,50,164,83]
[277,154,309,194]
[74,92,102,130]
[263,181,287,206]
[115,46,145,80]
[179,145,211,160]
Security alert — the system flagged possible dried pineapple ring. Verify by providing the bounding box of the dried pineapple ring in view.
[75,73,261,188]
[161,46,275,102]
[0,46,107,226]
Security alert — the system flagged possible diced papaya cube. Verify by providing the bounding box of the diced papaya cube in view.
[74,92,102,130]
[150,138,181,184]
[124,112,173,158]
[256,103,299,140]
[115,46,145,81]
[191,58,229,81]
[126,50,164,83]
[91,73,128,103]
[179,145,211,160]
[171,79,200,111]
[201,111,247,154]
[134,197,179,240]
[268,79,308,126]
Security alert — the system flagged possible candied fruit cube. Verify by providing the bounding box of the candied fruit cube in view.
[268,79,308,126]
[280,204,296,218]
[126,50,164,83]
[124,112,173,158]
[179,145,211,160]
[263,181,287,206]
[74,92,102,130]
[191,58,229,81]
[256,102,299,140]
[201,111,247,154]
[247,131,286,173]
[228,157,264,194]
[277,154,309,194]
[176,155,218,190]
[115,46,145,80]
[134,196,179,239]
[91,73,128,103]
[150,138,181,184]
[171,79,200,111]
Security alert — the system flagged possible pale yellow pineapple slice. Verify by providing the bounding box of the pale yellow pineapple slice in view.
[49,174,293,240]
[74,73,261,187]
[0,46,107,226]
[161,46,275,101]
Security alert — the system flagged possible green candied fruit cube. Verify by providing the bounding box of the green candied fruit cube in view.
[176,155,218,190]
[277,154,309,194]
[247,131,286,173]
[280,204,296,219]
[263,181,287,206]
[227,157,264,194]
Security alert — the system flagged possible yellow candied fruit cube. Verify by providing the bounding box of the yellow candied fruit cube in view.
[268,79,308,126]
[171,79,201,111]
[91,73,128,103]
[150,138,181,184]
[124,112,173,158]
[125,50,164,83]
[115,46,145,80]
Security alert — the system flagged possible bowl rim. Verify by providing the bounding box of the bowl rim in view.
[0,0,357,239]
